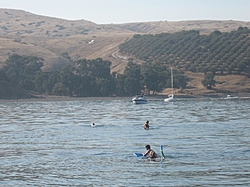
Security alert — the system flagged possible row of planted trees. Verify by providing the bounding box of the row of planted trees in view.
[0,54,189,97]
[119,27,250,75]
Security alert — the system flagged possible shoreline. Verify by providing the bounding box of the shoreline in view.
[1,93,250,102]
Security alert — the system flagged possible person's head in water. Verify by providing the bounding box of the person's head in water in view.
[145,145,151,150]
[144,120,149,129]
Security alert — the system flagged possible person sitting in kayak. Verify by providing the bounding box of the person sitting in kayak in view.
[144,120,149,130]
[143,145,157,158]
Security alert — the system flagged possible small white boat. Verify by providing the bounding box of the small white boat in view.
[132,95,148,104]
[225,95,238,99]
[164,94,177,102]
[164,67,177,102]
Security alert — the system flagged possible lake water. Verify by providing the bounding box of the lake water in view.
[0,98,250,186]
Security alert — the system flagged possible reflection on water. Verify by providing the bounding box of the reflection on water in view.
[0,98,250,186]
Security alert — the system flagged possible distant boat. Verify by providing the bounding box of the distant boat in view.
[164,67,177,102]
[132,94,148,104]
[225,95,238,99]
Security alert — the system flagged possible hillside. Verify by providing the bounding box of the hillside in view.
[0,8,134,72]
[176,72,250,96]
[119,29,250,75]
[0,8,250,97]
[114,20,250,34]
[1,9,250,72]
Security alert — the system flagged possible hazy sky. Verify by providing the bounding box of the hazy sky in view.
[1,0,249,24]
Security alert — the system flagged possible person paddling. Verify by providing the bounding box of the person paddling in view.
[142,145,157,159]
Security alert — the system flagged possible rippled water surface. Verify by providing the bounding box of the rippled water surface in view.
[1,98,250,186]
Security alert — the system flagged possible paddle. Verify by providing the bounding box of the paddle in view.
[160,145,165,159]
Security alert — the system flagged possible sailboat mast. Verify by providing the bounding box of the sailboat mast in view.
[171,67,174,95]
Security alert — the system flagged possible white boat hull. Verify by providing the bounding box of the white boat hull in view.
[132,100,148,104]
[225,95,238,100]
[164,95,177,102]
[132,95,148,104]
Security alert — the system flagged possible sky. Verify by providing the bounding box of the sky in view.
[1,0,249,24]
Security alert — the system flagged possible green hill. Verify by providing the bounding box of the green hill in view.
[119,28,250,76]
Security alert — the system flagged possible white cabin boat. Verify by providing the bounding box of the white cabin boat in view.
[132,95,148,104]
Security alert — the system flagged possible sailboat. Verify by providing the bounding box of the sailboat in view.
[164,67,177,102]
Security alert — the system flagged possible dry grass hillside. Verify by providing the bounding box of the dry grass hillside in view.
[0,9,134,71]
[159,71,250,97]
[181,72,250,96]
[0,8,250,97]
[1,9,250,71]
[114,20,250,34]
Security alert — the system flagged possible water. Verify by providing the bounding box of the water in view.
[0,98,250,186]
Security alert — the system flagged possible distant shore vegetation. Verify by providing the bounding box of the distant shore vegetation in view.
[0,54,187,97]
[1,27,250,97]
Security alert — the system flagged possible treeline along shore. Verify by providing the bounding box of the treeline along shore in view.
[1,27,250,99]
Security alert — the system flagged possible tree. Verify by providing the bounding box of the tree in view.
[3,54,44,91]
[236,60,247,74]
[52,82,69,96]
[115,73,126,96]
[43,71,61,94]
[141,62,167,95]
[60,64,76,96]
[96,78,112,96]
[34,72,50,93]
[0,69,10,82]
[75,58,113,96]
[122,62,142,95]
[173,71,189,91]
[201,72,216,89]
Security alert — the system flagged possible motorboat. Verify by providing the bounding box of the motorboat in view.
[225,94,238,99]
[132,95,148,104]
